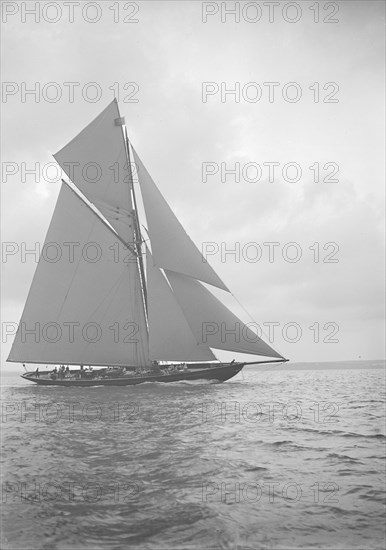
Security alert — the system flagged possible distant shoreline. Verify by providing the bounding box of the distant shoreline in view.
[248,359,386,371]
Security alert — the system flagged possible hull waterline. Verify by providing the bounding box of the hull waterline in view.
[21,363,245,387]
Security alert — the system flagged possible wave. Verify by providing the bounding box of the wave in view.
[286,426,386,441]
[327,453,363,464]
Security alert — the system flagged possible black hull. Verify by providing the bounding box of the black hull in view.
[21,363,245,387]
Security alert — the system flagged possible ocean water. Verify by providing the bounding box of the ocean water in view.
[1,361,385,550]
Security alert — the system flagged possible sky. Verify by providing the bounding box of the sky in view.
[1,0,385,366]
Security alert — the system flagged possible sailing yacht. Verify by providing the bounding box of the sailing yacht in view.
[8,100,287,386]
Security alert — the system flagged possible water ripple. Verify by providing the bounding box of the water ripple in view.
[2,365,385,549]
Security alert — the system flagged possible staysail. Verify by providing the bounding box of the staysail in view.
[165,270,283,359]
[132,147,229,292]
[8,183,149,366]
[146,248,216,361]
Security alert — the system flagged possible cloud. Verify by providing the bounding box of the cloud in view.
[2,0,384,364]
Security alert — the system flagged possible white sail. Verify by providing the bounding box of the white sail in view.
[8,183,149,366]
[165,270,283,359]
[132,147,229,292]
[146,248,216,362]
[9,101,286,375]
[54,100,135,244]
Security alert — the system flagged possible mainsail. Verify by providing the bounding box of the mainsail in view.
[8,100,284,367]
[8,183,149,366]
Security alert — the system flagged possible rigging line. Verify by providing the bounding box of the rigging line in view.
[116,108,149,358]
[250,359,288,378]
[94,201,133,221]
[124,131,148,319]
[141,227,151,244]
[230,290,287,361]
[106,106,148,351]
[8,358,139,367]
[135,267,149,365]
[122,158,149,364]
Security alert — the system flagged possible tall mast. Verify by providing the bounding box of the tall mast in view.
[123,126,148,317]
